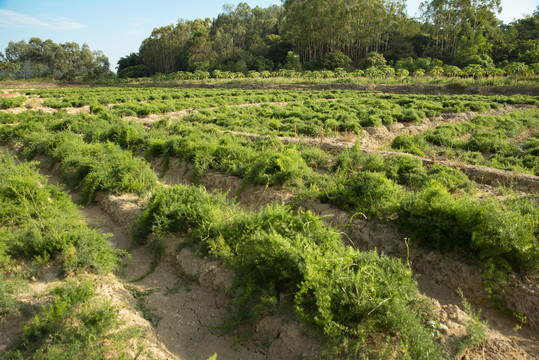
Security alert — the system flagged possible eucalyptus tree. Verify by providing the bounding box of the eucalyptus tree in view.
[187,18,212,68]
[419,0,501,57]
[3,41,27,77]
[139,25,180,73]
[283,0,407,64]
[210,3,284,66]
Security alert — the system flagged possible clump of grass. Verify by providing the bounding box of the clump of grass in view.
[322,171,405,219]
[19,131,156,203]
[0,152,123,274]
[0,277,29,319]
[453,289,488,357]
[0,96,25,109]
[3,278,143,360]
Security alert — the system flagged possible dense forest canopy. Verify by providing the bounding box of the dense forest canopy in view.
[113,1,538,77]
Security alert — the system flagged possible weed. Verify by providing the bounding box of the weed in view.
[453,289,488,357]
[126,285,163,327]
[3,278,143,359]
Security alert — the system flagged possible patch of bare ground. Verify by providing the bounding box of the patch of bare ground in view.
[149,155,539,359]
[0,92,91,115]
[0,90,23,98]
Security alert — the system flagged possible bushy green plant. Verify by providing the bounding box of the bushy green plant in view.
[322,171,405,219]
[12,130,157,202]
[400,181,539,274]
[391,133,427,156]
[134,184,444,358]
[0,152,123,274]
[245,147,314,186]
[4,278,142,360]
[0,96,25,109]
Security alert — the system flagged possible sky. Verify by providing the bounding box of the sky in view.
[0,0,537,72]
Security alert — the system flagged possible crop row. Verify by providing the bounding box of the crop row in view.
[1,108,537,280]
[25,87,318,111]
[117,62,539,81]
[0,152,122,273]
[0,154,146,359]
[179,94,537,137]
[0,138,447,358]
[392,108,539,175]
[9,88,538,136]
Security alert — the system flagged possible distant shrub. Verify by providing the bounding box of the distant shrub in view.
[322,171,405,219]
[0,96,25,109]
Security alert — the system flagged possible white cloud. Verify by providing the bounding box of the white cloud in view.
[0,9,85,30]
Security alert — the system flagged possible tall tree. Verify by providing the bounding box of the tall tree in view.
[3,38,110,79]
[419,0,501,57]
[283,0,407,64]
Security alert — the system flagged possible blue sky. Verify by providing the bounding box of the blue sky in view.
[0,0,536,71]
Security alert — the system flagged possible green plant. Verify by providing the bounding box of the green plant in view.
[0,152,123,274]
[4,278,142,360]
[322,171,404,219]
[135,184,443,358]
[453,289,488,357]
[0,96,25,109]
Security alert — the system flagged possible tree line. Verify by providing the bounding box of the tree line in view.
[1,1,537,80]
[0,38,111,80]
[116,1,538,77]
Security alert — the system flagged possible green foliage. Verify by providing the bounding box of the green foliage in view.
[0,152,122,274]
[400,182,539,274]
[4,278,142,360]
[322,51,352,70]
[10,128,157,202]
[392,133,427,156]
[245,148,314,186]
[134,184,443,358]
[453,289,488,357]
[0,278,28,319]
[0,96,25,109]
[398,109,539,175]
[4,38,110,80]
[322,171,405,219]
[360,52,387,69]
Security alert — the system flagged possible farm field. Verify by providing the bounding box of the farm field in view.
[0,85,538,359]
